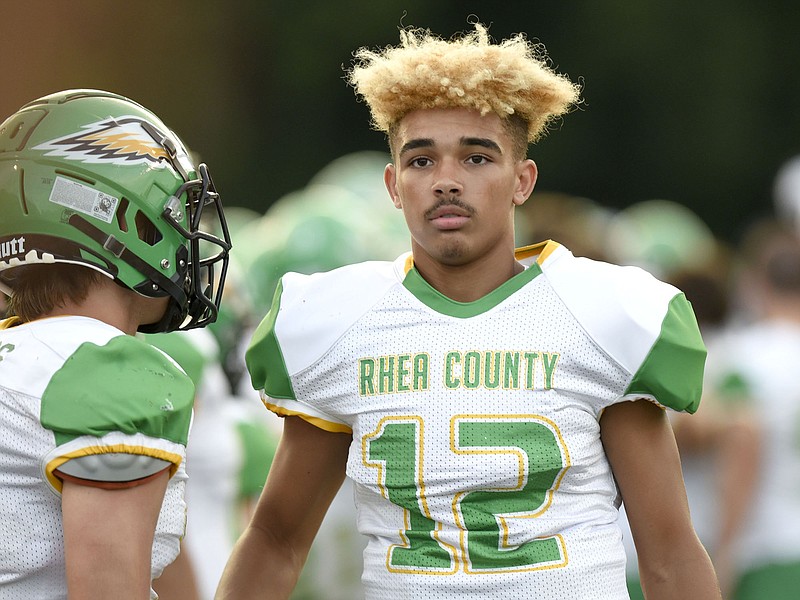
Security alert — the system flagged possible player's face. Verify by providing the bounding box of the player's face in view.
[384,108,537,270]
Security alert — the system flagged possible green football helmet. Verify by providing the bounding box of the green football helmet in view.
[0,89,231,332]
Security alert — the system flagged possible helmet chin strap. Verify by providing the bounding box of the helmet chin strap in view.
[137,295,187,334]
[68,214,190,333]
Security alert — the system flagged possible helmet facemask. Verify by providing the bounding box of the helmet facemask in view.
[152,163,231,333]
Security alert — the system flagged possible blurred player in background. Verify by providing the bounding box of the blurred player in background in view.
[702,219,800,599]
[0,89,230,599]
[217,21,719,600]
[145,327,278,600]
[600,199,759,599]
[221,154,409,599]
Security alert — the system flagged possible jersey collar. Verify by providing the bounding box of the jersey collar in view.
[402,261,541,318]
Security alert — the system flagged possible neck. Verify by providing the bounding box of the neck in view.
[412,248,524,302]
[42,278,149,335]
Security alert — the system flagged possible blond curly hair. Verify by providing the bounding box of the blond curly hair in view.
[347,22,581,146]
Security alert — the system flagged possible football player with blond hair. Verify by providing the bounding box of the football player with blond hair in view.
[216,22,720,600]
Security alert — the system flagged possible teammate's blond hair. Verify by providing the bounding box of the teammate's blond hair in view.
[347,22,581,145]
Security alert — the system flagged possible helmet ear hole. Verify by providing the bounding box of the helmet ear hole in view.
[10,122,24,140]
[135,211,162,246]
[116,198,129,233]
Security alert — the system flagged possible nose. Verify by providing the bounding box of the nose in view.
[432,161,463,197]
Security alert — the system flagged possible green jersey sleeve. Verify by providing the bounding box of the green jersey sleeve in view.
[623,293,707,413]
[236,418,277,498]
[246,279,296,401]
[40,334,195,485]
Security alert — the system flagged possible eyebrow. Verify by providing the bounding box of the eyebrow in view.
[461,137,503,154]
[398,136,503,156]
[398,138,434,156]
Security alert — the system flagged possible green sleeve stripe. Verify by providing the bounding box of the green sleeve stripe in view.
[41,335,194,446]
[713,371,755,409]
[245,279,296,400]
[235,419,277,498]
[624,294,707,413]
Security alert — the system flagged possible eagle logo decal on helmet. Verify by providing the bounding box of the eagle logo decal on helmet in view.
[33,116,172,167]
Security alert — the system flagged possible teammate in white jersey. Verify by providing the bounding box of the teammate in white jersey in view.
[216,22,720,600]
[704,220,800,599]
[0,89,231,600]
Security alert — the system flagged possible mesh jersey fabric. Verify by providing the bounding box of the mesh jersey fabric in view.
[707,320,800,574]
[245,241,706,600]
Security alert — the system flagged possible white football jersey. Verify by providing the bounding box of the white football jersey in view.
[245,241,706,600]
[0,315,194,600]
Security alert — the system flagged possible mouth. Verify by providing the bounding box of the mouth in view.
[426,200,473,230]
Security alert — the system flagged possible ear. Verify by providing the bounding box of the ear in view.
[513,159,538,207]
[384,163,402,209]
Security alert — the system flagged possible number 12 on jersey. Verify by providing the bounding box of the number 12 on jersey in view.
[363,414,571,575]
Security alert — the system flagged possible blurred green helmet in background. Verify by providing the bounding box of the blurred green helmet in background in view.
[0,89,231,332]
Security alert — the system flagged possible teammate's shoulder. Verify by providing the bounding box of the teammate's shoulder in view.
[41,329,194,438]
[38,322,196,490]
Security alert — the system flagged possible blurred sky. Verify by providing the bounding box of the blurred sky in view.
[2,1,799,245]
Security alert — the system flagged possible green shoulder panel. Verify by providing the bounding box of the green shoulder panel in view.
[40,334,195,447]
[624,293,707,413]
[245,279,296,400]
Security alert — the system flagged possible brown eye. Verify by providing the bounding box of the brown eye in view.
[410,157,432,168]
